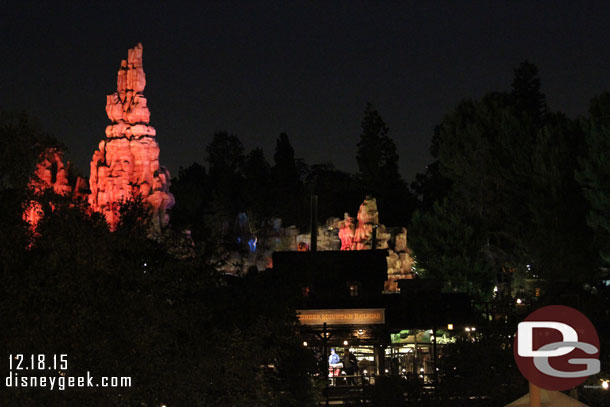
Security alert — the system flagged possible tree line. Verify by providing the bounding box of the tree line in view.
[173,62,610,305]
[170,103,416,247]
[409,61,610,303]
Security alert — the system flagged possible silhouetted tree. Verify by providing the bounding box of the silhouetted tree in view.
[243,147,273,220]
[577,92,610,266]
[205,131,246,233]
[206,131,245,177]
[431,92,529,280]
[273,133,299,183]
[411,126,452,210]
[271,133,304,226]
[0,111,65,292]
[511,60,547,124]
[1,189,317,407]
[409,198,495,297]
[357,103,396,188]
[356,103,415,225]
[170,162,209,239]
[527,113,595,281]
[0,110,63,191]
[410,62,596,298]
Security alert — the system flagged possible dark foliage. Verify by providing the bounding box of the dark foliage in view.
[1,133,316,406]
[357,103,416,226]
[577,92,610,267]
[410,61,597,299]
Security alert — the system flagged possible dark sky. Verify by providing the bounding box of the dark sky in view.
[3,1,610,182]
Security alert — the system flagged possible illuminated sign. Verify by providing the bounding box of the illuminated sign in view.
[297,308,385,326]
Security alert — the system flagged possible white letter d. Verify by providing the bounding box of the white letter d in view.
[518,321,577,357]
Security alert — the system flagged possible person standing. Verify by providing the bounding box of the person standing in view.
[329,348,340,365]
[328,348,341,385]
[343,349,358,385]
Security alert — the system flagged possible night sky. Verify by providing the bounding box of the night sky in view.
[3,1,610,181]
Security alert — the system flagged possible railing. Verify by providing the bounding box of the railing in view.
[327,373,373,387]
[317,373,438,405]
[318,375,369,406]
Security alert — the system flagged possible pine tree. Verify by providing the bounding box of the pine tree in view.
[511,60,547,123]
[243,147,272,219]
[205,131,246,230]
[206,131,244,177]
[409,198,494,297]
[357,103,400,190]
[577,92,610,265]
[271,133,304,226]
[356,103,414,225]
[411,62,598,298]
[273,133,300,189]
[528,113,595,280]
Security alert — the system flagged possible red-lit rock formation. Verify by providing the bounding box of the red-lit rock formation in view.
[88,43,174,230]
[351,197,390,250]
[338,213,356,250]
[28,149,72,196]
[23,148,72,230]
[338,196,414,292]
[385,227,415,292]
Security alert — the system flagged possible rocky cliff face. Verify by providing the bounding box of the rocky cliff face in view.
[88,43,174,230]
[23,149,72,230]
[338,196,414,292]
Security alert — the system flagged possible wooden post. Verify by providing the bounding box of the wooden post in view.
[310,195,318,252]
[323,323,329,406]
[529,382,541,407]
[413,331,418,376]
[432,326,438,384]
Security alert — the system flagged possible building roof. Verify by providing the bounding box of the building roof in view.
[272,250,388,284]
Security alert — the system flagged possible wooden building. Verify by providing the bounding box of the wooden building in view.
[272,250,477,381]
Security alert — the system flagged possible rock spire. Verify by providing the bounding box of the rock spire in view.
[88,43,174,230]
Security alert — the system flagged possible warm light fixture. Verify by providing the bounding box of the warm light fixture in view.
[465,327,471,332]
[602,380,609,390]
[302,341,308,347]
[447,323,454,330]
[343,340,348,346]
